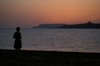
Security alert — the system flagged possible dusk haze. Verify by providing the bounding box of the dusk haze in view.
[1,0,100,66]
[1,0,100,28]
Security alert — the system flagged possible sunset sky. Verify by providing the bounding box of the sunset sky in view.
[0,0,100,28]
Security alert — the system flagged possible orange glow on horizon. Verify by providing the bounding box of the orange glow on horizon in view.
[0,0,100,28]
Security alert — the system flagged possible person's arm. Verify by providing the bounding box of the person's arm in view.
[20,33,22,39]
[13,33,16,39]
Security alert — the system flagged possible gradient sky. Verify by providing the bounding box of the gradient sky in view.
[0,0,100,28]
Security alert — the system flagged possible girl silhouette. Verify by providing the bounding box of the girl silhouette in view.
[13,27,22,50]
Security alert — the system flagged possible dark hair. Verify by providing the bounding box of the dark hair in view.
[16,27,20,31]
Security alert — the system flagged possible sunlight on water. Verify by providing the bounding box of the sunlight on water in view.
[0,28,100,53]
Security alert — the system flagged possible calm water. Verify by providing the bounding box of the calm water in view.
[0,28,100,53]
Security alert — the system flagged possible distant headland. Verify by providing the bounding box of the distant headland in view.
[33,24,66,28]
[33,21,100,29]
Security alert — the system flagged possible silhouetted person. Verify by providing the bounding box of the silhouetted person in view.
[13,27,22,50]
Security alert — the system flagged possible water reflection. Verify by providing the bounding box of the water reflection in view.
[0,28,100,53]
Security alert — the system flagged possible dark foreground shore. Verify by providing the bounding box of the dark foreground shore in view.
[0,49,100,66]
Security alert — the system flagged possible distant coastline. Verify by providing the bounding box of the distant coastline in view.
[33,21,100,29]
[33,24,66,28]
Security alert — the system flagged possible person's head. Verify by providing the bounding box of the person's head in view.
[16,27,20,32]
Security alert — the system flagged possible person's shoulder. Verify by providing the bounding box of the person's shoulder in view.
[14,32,21,34]
[18,32,21,35]
[14,32,19,34]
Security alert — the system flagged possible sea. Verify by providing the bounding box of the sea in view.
[0,28,100,53]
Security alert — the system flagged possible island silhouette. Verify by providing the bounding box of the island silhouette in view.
[59,21,100,29]
[33,21,100,29]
